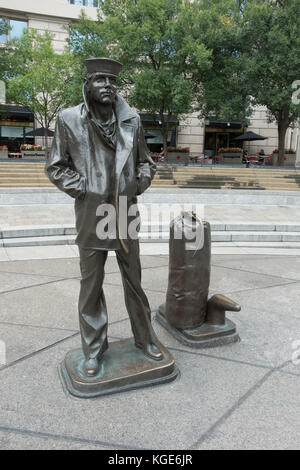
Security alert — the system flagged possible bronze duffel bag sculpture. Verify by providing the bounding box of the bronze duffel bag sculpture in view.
[165,212,211,330]
[158,211,241,348]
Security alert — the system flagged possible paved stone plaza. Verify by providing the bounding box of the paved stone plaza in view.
[0,251,299,449]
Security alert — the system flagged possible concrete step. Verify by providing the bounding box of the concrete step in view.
[0,183,53,188]
[2,231,300,247]
[2,223,300,247]
[152,182,300,191]
[166,174,300,179]
[154,179,300,185]
[1,161,300,191]
[2,222,299,238]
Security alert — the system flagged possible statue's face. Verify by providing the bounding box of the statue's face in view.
[88,74,118,105]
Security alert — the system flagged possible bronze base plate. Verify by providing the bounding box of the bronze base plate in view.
[156,307,240,349]
[60,338,179,398]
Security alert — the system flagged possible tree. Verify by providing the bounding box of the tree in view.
[69,0,212,157]
[189,0,253,126]
[0,18,10,79]
[2,29,75,151]
[240,0,300,164]
[0,17,9,37]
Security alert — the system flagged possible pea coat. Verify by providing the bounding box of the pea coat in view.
[45,91,156,251]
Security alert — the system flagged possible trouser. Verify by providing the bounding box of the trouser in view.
[78,240,158,360]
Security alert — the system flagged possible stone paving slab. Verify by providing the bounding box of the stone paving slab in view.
[0,279,166,331]
[0,335,266,450]
[0,323,75,367]
[0,255,168,278]
[0,253,299,449]
[105,263,294,296]
[110,306,300,369]
[211,254,300,281]
[0,258,81,278]
[280,361,300,377]
[0,271,64,294]
[0,429,115,450]
[192,371,300,450]
[0,279,81,331]
[3,245,78,261]
[227,281,300,321]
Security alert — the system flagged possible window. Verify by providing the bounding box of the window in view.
[68,0,100,6]
[10,20,28,40]
[0,18,28,43]
[1,126,24,138]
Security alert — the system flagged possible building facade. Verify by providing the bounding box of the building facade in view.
[1,0,299,164]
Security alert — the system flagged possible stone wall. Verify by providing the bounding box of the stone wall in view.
[28,16,69,53]
[177,112,205,155]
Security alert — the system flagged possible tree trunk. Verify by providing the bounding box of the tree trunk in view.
[277,121,288,166]
[159,110,169,162]
[277,107,290,166]
[44,119,49,159]
[162,126,168,161]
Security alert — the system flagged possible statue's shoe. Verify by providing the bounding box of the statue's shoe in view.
[83,358,99,377]
[135,342,164,361]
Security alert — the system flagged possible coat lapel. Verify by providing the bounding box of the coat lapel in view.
[114,93,136,180]
[115,122,134,179]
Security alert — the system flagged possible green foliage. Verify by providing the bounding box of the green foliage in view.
[240,0,300,162]
[2,30,76,146]
[241,0,300,120]
[0,18,11,78]
[189,0,253,125]
[69,0,212,152]
[68,11,109,103]
[0,17,9,37]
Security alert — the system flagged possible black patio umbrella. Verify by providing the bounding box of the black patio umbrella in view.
[233,131,267,142]
[25,127,54,137]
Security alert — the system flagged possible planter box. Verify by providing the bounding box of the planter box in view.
[167,152,189,164]
[219,152,242,164]
[0,150,8,158]
[21,150,46,159]
[272,153,296,167]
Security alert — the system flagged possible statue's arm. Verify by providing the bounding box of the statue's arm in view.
[135,116,156,195]
[45,113,86,200]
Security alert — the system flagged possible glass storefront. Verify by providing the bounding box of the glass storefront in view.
[0,106,35,153]
[204,119,244,157]
[141,113,177,153]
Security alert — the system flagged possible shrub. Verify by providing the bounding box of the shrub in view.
[167,146,190,153]
[272,148,295,154]
[219,147,243,153]
[20,144,46,151]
